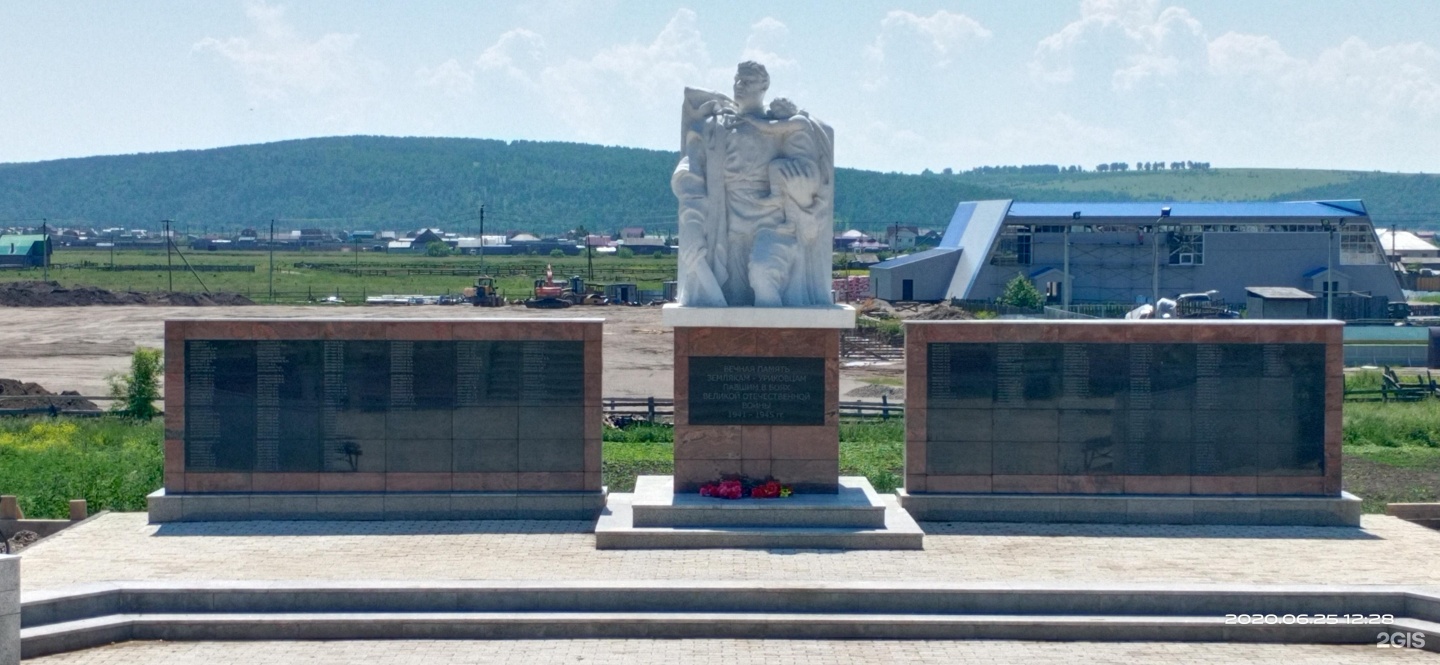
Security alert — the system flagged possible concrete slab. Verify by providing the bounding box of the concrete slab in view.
[147,490,606,522]
[662,304,856,329]
[898,490,1363,527]
[630,476,886,528]
[597,480,924,550]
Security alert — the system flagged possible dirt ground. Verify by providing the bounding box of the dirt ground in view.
[0,305,901,401]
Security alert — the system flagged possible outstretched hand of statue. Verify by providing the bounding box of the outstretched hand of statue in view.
[775,158,820,204]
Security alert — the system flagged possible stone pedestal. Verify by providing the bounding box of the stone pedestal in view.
[665,305,854,495]
[1,555,17,665]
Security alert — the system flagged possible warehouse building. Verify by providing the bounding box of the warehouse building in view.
[0,235,49,268]
[870,200,1403,305]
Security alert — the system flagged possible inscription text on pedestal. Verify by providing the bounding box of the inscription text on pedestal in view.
[688,356,824,425]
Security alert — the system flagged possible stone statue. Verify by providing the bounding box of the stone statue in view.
[672,61,834,307]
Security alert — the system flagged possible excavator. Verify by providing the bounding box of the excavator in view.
[523,266,609,308]
[524,265,573,309]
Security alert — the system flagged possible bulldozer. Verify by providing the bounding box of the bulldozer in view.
[464,276,506,307]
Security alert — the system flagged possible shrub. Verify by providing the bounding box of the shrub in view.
[996,273,1043,309]
[549,248,566,258]
[616,247,635,259]
[108,347,162,420]
[425,241,451,257]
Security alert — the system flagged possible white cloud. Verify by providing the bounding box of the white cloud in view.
[740,17,795,71]
[193,1,380,106]
[415,59,475,97]
[1031,0,1205,89]
[475,28,547,82]
[861,9,990,89]
[460,9,711,146]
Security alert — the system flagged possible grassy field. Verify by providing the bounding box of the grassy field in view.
[3,248,677,303]
[0,417,163,519]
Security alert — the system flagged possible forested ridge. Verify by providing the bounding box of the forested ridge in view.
[1,135,1434,233]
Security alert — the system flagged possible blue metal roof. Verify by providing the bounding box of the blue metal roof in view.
[1007,200,1368,219]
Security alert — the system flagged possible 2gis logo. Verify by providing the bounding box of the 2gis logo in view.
[1377,631,1426,649]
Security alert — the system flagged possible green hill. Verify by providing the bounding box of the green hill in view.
[0,136,1005,235]
[0,136,1435,233]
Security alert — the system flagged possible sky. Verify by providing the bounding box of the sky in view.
[3,0,1440,173]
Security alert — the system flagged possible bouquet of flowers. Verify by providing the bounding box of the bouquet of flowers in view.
[698,476,793,500]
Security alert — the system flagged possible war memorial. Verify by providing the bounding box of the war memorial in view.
[4,62,1438,661]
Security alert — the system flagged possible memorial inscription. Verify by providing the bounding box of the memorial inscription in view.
[184,339,585,474]
[688,356,824,425]
[925,342,1326,477]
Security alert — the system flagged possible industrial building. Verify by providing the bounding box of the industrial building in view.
[0,235,49,268]
[870,200,1404,306]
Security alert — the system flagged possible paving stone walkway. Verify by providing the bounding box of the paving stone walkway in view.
[15,513,1440,592]
[24,639,1439,664]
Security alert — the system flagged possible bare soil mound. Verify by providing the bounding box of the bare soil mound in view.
[909,304,977,321]
[0,378,100,411]
[0,281,254,307]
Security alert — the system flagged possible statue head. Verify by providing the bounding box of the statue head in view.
[767,97,798,119]
[733,61,769,111]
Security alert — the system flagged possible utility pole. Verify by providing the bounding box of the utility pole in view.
[163,219,173,291]
[110,229,116,269]
[1324,219,1345,319]
[478,203,486,272]
[1063,211,1077,310]
[269,219,276,304]
[1151,207,1171,306]
[41,218,48,281]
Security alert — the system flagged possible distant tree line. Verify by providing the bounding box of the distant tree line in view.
[957,161,1213,175]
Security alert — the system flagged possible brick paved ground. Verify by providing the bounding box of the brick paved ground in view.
[24,639,1439,664]
[15,513,1440,592]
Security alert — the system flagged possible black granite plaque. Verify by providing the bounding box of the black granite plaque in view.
[926,342,1327,477]
[688,356,825,425]
[183,339,586,474]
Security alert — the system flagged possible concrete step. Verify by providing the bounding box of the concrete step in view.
[23,611,1440,658]
[20,583,1440,658]
[630,476,887,529]
[25,582,1439,627]
[597,486,924,550]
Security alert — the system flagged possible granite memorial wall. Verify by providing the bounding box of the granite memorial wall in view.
[163,319,602,497]
[904,321,1343,497]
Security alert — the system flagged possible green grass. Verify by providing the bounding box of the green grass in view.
[601,420,906,493]
[3,249,677,303]
[1343,400,1440,449]
[0,417,163,519]
[1344,370,1386,392]
[860,377,904,387]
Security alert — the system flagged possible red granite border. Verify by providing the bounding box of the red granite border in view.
[904,321,1343,498]
[166,319,601,495]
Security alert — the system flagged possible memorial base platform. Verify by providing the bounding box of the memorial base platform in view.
[147,489,607,522]
[595,476,924,550]
[897,490,1363,527]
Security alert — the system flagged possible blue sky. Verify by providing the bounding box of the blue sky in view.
[4,1,1439,173]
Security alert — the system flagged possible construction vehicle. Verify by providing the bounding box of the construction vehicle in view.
[1125,290,1239,319]
[464,276,506,307]
[524,265,573,309]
